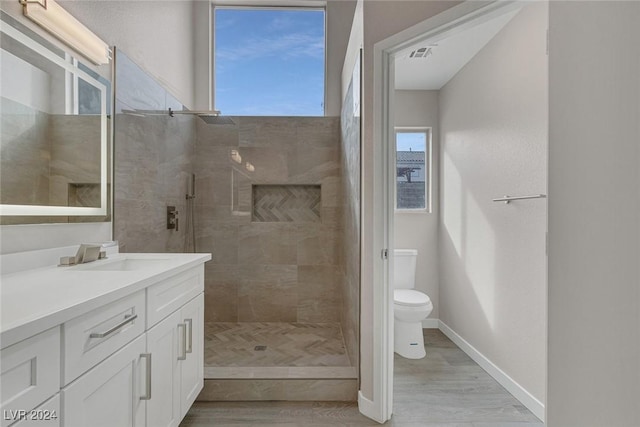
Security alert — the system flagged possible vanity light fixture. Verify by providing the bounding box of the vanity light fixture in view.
[20,0,111,65]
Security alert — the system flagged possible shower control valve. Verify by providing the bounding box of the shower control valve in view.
[167,206,179,231]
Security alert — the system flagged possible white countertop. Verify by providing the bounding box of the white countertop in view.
[0,252,211,349]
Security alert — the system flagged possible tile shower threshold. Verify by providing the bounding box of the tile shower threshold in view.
[204,366,357,380]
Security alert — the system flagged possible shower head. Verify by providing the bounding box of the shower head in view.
[197,115,236,125]
[121,108,235,125]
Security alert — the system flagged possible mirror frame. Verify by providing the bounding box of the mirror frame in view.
[0,21,109,217]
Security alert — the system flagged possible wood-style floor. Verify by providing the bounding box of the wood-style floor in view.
[181,329,544,426]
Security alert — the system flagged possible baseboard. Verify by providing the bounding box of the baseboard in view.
[421,318,439,328]
[358,391,384,423]
[438,321,545,421]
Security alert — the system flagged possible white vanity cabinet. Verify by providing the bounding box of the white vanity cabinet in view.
[0,253,210,427]
[145,268,205,427]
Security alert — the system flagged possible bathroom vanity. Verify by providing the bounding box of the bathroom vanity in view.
[0,250,211,427]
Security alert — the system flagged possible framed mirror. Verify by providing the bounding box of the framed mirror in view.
[0,12,111,224]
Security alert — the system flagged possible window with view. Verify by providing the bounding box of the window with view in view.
[214,7,325,116]
[396,129,430,211]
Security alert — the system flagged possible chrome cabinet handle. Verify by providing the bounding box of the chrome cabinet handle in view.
[140,353,152,400]
[185,318,193,354]
[90,314,138,339]
[178,323,187,360]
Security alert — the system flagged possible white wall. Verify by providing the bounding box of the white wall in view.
[547,2,640,426]
[326,0,357,116]
[438,2,548,405]
[394,90,439,319]
[58,0,196,109]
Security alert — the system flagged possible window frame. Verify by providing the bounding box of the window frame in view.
[394,126,432,213]
[211,2,327,116]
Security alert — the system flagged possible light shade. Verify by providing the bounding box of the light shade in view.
[22,0,110,65]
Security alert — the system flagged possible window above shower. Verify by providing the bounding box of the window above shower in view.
[212,6,325,116]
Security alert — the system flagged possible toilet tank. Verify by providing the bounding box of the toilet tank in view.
[393,249,417,289]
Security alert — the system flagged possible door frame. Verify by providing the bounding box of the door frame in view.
[370,1,526,422]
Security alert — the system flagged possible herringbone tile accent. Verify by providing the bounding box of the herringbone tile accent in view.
[204,322,350,367]
[252,185,321,222]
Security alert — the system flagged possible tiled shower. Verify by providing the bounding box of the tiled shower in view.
[113,50,360,400]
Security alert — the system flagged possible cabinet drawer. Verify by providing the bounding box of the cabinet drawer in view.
[147,266,203,328]
[63,290,145,385]
[0,327,60,427]
[11,394,60,427]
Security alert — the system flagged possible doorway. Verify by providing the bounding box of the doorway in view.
[372,1,548,423]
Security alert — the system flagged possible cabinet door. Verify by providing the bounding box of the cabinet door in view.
[62,335,146,427]
[179,293,203,418]
[1,327,59,427]
[146,310,181,427]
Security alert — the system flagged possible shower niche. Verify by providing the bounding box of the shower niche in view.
[252,184,321,223]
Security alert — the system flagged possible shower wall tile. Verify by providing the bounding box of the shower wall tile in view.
[296,224,340,266]
[194,116,346,326]
[340,69,361,371]
[320,176,342,208]
[321,207,343,229]
[196,224,239,265]
[239,117,297,147]
[296,117,342,147]
[297,265,342,323]
[204,264,239,322]
[238,265,298,322]
[238,147,292,183]
[237,223,297,265]
[196,203,251,225]
[196,118,239,146]
[196,170,234,207]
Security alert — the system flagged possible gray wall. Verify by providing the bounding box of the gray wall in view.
[394,90,439,319]
[547,2,640,425]
[194,117,345,325]
[438,3,548,404]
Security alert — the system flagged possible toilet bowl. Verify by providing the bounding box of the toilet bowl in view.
[393,250,433,359]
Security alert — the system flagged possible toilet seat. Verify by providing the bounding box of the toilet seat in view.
[394,289,431,307]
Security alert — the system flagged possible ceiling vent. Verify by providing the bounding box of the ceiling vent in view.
[409,46,434,59]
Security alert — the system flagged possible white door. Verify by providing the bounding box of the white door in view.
[179,294,203,418]
[62,335,146,427]
[146,310,181,427]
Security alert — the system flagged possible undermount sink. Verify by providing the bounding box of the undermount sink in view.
[76,258,170,271]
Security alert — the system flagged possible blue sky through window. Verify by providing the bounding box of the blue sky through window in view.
[214,8,325,116]
[396,132,427,152]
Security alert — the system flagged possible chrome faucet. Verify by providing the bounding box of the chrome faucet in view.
[59,244,106,266]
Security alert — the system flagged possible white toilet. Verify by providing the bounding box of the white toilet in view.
[393,249,433,359]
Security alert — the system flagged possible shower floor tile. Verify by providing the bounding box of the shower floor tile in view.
[204,322,351,368]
